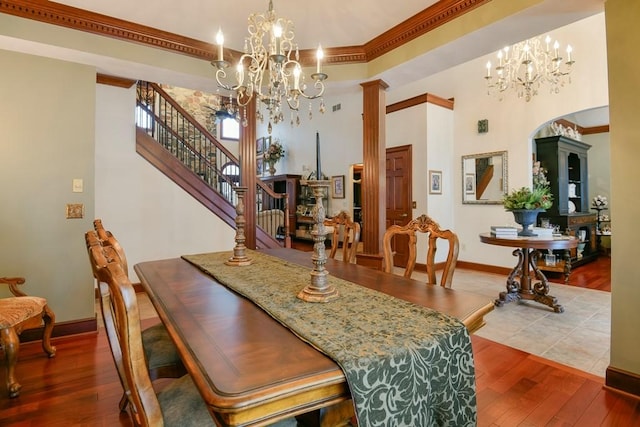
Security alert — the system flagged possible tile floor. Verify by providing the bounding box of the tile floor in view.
[126,264,610,379]
[410,267,611,377]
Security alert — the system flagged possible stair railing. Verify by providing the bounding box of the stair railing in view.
[135,80,290,248]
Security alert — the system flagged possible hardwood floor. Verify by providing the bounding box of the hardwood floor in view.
[0,256,627,425]
[548,255,611,292]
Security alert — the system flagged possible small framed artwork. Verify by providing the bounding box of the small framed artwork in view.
[263,136,272,153]
[429,170,442,195]
[256,137,264,154]
[257,158,263,176]
[331,175,345,198]
[465,173,476,194]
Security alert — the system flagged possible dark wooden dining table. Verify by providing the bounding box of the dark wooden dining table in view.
[134,248,493,426]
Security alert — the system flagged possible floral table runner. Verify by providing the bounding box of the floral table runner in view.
[182,250,476,426]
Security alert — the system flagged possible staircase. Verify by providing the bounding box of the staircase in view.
[135,81,289,249]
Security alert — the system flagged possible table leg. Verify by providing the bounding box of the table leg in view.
[495,248,564,313]
[562,249,572,284]
[495,248,524,307]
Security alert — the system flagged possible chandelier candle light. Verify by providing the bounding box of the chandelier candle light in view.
[485,35,575,101]
[212,0,327,133]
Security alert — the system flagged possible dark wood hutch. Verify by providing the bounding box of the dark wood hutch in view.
[535,135,597,268]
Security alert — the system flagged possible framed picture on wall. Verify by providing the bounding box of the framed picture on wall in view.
[429,170,442,195]
[465,173,476,195]
[256,137,264,154]
[257,158,263,176]
[331,175,345,198]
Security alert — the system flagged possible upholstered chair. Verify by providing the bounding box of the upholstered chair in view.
[0,277,56,398]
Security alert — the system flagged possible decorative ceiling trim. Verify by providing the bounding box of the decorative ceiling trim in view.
[0,0,488,67]
[582,124,609,135]
[0,0,216,60]
[387,93,454,114]
[365,0,492,61]
[96,74,136,88]
[555,118,609,135]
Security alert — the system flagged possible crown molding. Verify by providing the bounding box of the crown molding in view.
[556,118,610,135]
[387,93,454,114]
[96,74,136,88]
[365,0,491,61]
[0,0,489,67]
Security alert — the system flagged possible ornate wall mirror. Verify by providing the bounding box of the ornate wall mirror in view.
[462,151,508,204]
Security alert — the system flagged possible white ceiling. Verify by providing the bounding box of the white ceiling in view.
[21,1,609,126]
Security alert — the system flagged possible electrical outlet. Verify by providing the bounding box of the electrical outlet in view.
[66,203,84,219]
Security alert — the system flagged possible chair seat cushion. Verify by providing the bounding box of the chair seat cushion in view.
[158,375,214,427]
[0,296,47,328]
[158,375,297,427]
[141,323,181,370]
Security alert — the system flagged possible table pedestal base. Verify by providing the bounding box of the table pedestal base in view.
[495,248,564,313]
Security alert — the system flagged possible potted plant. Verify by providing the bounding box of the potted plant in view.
[503,162,553,236]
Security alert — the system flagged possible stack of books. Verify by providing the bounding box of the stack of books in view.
[532,227,554,237]
[490,225,518,238]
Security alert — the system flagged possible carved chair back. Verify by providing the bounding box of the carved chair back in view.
[382,214,459,288]
[324,211,361,263]
[88,238,164,426]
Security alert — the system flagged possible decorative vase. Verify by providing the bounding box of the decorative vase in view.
[577,242,586,259]
[268,160,276,176]
[510,209,544,236]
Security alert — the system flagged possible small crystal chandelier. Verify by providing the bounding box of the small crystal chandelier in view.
[484,35,575,102]
[211,0,327,133]
[205,93,239,121]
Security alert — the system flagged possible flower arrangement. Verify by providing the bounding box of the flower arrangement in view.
[532,161,550,189]
[592,194,608,208]
[264,140,285,164]
[502,161,553,210]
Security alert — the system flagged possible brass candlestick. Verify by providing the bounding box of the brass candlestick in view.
[298,180,339,302]
[225,187,252,266]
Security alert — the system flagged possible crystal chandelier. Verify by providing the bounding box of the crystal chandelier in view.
[205,93,239,121]
[212,0,327,133]
[484,35,575,102]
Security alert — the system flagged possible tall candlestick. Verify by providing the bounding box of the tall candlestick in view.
[316,132,321,180]
[216,29,224,61]
[316,45,323,74]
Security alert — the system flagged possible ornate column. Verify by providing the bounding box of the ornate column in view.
[358,79,388,268]
[239,96,257,249]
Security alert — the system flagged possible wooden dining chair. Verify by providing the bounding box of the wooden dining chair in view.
[88,222,185,411]
[88,238,297,427]
[0,277,56,398]
[87,238,214,426]
[382,214,460,288]
[324,211,361,263]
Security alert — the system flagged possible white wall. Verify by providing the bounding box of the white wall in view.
[95,84,236,279]
[264,90,364,217]
[584,132,611,217]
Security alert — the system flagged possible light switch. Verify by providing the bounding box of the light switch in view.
[72,178,83,193]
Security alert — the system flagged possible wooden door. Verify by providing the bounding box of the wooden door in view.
[386,145,412,267]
